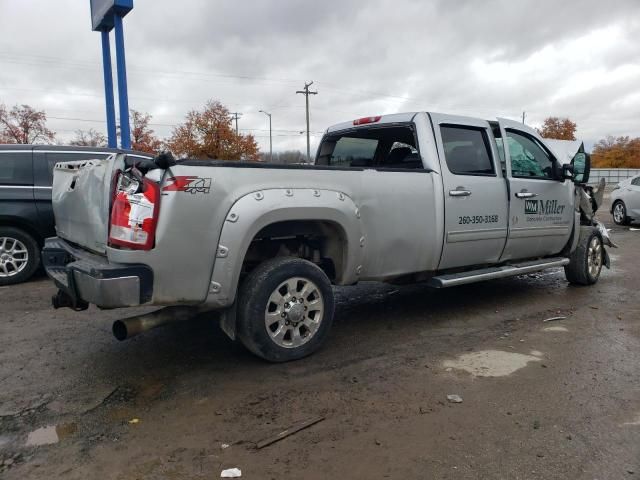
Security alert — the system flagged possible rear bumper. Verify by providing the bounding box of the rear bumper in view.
[42,237,153,309]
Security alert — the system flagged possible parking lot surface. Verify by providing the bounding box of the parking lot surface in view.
[1,208,639,479]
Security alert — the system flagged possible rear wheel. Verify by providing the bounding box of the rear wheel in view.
[564,228,603,286]
[0,227,40,286]
[612,201,629,225]
[237,257,335,362]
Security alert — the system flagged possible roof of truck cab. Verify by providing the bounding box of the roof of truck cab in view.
[325,112,419,133]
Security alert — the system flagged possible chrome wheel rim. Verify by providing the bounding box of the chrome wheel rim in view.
[613,203,624,223]
[264,277,324,349]
[0,237,29,278]
[587,236,602,278]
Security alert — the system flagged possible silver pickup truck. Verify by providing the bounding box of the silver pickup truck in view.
[43,112,613,362]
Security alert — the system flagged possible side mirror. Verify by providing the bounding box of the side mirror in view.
[572,152,590,184]
[562,164,574,180]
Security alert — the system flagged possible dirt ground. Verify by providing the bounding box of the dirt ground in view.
[1,203,639,479]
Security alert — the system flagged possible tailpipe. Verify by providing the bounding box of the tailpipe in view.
[112,305,211,341]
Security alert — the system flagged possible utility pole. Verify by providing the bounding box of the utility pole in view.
[259,110,272,162]
[296,81,317,162]
[522,111,526,124]
[230,112,242,135]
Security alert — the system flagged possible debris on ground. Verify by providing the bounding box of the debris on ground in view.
[446,394,463,403]
[128,418,140,424]
[221,443,230,449]
[533,419,541,429]
[543,316,566,323]
[255,416,325,449]
[220,467,242,478]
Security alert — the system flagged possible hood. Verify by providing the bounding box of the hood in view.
[543,139,584,165]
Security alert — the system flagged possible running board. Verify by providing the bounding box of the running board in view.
[428,257,570,288]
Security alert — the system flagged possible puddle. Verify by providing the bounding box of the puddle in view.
[0,434,15,448]
[443,350,542,377]
[25,423,77,447]
[622,415,640,426]
[543,326,569,332]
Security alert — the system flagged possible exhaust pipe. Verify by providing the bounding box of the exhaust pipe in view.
[112,305,211,341]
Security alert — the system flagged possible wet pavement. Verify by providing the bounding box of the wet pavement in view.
[1,206,639,479]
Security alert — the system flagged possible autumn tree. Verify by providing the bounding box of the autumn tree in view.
[0,103,55,144]
[168,100,259,161]
[537,117,577,141]
[70,128,107,147]
[130,109,163,154]
[591,136,640,168]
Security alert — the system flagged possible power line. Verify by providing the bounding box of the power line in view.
[296,81,318,162]
[230,112,242,135]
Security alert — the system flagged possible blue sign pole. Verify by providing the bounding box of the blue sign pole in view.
[100,30,117,148]
[113,14,131,149]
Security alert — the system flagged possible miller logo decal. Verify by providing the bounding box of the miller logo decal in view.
[524,199,565,215]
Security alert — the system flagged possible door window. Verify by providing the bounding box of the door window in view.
[0,152,33,185]
[441,125,495,176]
[631,176,640,186]
[506,131,555,179]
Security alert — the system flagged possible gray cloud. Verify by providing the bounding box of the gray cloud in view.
[1,0,639,152]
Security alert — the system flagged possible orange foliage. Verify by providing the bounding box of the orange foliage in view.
[0,103,55,144]
[591,136,640,168]
[168,100,259,161]
[130,110,163,154]
[537,117,577,141]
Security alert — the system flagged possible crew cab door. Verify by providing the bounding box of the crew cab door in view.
[496,118,574,261]
[430,113,509,270]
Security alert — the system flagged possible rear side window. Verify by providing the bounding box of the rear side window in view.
[441,126,495,175]
[327,137,378,167]
[0,152,33,185]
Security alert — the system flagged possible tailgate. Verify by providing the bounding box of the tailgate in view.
[52,154,122,254]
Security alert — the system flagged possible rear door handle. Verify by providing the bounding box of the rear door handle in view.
[449,189,471,197]
[515,191,538,198]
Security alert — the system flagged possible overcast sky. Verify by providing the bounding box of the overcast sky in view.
[1,0,639,152]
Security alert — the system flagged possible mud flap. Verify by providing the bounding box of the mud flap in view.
[603,248,611,269]
[219,302,237,341]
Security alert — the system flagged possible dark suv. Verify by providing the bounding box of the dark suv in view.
[0,145,152,285]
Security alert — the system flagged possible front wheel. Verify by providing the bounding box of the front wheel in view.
[237,257,335,362]
[612,201,629,225]
[564,228,603,285]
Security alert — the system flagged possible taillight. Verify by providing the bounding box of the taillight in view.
[108,173,160,250]
[353,115,382,125]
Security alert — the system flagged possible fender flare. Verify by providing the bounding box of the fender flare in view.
[205,188,364,309]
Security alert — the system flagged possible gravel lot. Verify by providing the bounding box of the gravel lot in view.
[1,205,639,479]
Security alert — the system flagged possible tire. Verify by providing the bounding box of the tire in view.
[612,201,629,225]
[0,226,41,286]
[564,227,603,286]
[237,257,335,362]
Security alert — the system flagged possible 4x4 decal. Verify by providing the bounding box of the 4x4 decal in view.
[162,176,212,194]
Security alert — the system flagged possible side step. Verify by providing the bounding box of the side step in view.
[428,257,570,288]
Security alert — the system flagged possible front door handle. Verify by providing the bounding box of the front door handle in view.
[515,191,538,199]
[449,189,471,197]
